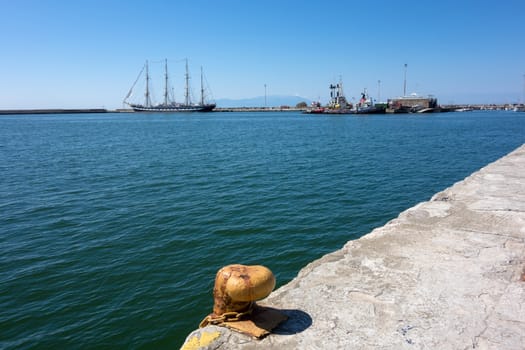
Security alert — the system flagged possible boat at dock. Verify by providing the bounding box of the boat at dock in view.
[354,89,386,114]
[454,107,473,112]
[304,79,354,114]
[304,83,386,115]
[303,101,325,114]
[324,80,354,114]
[123,59,215,112]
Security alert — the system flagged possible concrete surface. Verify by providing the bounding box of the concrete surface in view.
[182,144,525,350]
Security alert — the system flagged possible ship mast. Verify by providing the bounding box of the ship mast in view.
[185,59,190,106]
[338,76,344,100]
[145,60,151,107]
[200,66,204,106]
[403,63,408,97]
[164,59,169,106]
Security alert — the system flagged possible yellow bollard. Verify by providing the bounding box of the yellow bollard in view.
[213,264,275,315]
[199,264,287,339]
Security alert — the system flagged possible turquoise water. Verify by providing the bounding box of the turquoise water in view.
[1,111,524,349]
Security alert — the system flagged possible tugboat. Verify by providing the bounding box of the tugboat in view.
[354,89,386,114]
[303,101,325,114]
[123,59,215,112]
[323,79,354,114]
[303,79,387,115]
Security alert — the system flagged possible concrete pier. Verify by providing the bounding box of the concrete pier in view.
[182,144,525,350]
[0,109,108,115]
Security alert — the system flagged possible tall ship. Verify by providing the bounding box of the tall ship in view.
[123,59,216,112]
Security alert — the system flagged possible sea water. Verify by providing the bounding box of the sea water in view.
[1,111,524,349]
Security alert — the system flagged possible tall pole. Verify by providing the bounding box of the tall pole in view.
[378,80,381,103]
[522,74,525,105]
[264,84,267,108]
[403,63,407,96]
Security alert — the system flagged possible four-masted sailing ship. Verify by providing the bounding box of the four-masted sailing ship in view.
[123,59,216,112]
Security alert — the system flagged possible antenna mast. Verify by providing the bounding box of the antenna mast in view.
[522,74,525,105]
[378,80,381,102]
[338,75,344,99]
[403,63,408,96]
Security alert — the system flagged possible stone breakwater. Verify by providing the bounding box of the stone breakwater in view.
[182,144,525,350]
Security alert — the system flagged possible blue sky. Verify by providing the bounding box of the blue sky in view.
[1,0,524,108]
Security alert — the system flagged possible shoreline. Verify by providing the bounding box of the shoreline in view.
[182,144,525,349]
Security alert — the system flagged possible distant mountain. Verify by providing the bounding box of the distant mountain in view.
[215,95,312,108]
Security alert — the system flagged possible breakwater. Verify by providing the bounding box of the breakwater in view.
[0,108,108,115]
[182,143,525,349]
[213,107,304,112]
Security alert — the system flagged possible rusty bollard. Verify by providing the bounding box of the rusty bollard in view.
[199,264,287,338]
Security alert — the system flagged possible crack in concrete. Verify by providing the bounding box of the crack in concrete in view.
[461,228,524,240]
[473,208,525,213]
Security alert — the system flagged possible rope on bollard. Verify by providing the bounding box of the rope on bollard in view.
[199,303,254,328]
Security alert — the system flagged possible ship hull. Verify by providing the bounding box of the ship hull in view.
[130,104,216,112]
